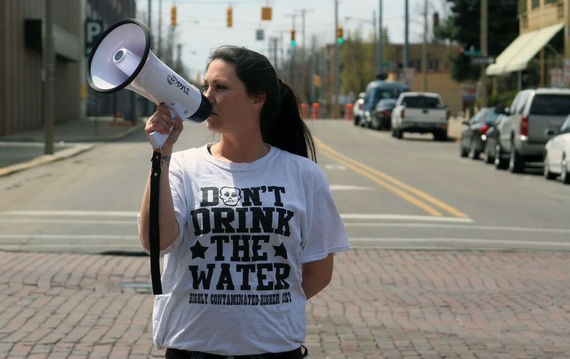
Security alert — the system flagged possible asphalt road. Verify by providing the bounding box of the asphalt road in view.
[1,120,569,253]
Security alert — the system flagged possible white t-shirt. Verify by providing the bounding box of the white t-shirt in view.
[149,144,350,355]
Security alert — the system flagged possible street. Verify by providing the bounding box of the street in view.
[1,120,569,253]
[1,120,570,358]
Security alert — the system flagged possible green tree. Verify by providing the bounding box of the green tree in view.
[340,28,391,96]
[435,0,518,82]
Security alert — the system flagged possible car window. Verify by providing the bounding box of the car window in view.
[561,117,570,133]
[469,111,484,125]
[515,92,529,114]
[509,94,520,114]
[401,96,441,108]
[484,111,499,124]
[529,95,570,116]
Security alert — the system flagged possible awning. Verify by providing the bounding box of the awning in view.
[486,23,564,76]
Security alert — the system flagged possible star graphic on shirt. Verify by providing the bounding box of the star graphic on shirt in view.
[273,243,288,259]
[190,240,208,259]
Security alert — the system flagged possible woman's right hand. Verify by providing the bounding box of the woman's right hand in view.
[145,103,184,153]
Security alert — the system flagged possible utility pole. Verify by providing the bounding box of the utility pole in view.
[422,0,428,91]
[404,0,409,73]
[148,0,152,40]
[298,8,313,105]
[43,0,55,155]
[158,0,162,56]
[378,0,383,77]
[334,0,340,118]
[286,13,299,90]
[480,0,488,107]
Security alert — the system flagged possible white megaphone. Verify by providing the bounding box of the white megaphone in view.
[87,19,211,149]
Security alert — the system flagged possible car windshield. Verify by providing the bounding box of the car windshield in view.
[370,88,403,103]
[484,110,499,124]
[378,99,396,108]
[529,95,570,115]
[402,96,441,108]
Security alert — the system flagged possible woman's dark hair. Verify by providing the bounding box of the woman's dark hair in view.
[207,46,316,161]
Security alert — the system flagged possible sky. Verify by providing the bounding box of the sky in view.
[135,0,450,80]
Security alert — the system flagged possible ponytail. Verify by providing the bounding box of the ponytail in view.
[262,80,316,161]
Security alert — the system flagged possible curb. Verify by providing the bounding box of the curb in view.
[0,122,145,178]
[0,144,94,177]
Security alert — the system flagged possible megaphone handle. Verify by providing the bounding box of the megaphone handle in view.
[148,106,179,149]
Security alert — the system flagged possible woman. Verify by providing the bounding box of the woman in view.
[139,46,349,358]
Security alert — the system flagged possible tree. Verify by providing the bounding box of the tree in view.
[340,29,375,96]
[434,0,518,82]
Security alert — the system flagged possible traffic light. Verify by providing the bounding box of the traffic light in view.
[261,6,272,21]
[337,25,344,44]
[290,29,296,47]
[171,6,177,26]
[227,6,233,28]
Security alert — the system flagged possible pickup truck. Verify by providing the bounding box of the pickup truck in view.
[391,92,450,141]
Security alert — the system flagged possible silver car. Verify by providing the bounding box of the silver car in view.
[496,88,570,173]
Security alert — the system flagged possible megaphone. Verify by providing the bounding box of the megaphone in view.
[87,19,211,148]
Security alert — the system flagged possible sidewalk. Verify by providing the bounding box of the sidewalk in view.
[1,249,569,358]
[0,117,145,177]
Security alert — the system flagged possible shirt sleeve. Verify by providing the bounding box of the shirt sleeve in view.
[301,167,350,263]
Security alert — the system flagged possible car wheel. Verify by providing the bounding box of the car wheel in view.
[396,129,403,139]
[470,140,480,160]
[509,146,525,173]
[495,144,508,170]
[543,153,556,180]
[433,130,447,141]
[460,144,469,158]
[371,117,380,130]
[485,145,494,164]
[562,154,570,185]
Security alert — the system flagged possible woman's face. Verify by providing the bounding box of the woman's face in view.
[203,59,263,136]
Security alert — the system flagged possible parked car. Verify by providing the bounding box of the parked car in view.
[361,81,408,129]
[483,112,507,166]
[496,88,570,173]
[391,92,450,141]
[367,99,397,130]
[459,107,498,159]
[544,115,570,184]
[353,92,365,126]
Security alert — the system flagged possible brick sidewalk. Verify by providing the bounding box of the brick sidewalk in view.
[1,250,569,359]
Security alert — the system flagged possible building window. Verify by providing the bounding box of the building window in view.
[545,0,558,4]
[531,0,540,8]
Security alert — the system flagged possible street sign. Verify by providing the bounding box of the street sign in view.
[85,19,103,57]
[471,56,495,65]
[256,29,264,41]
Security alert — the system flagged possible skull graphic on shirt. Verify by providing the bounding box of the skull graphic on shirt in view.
[220,187,242,206]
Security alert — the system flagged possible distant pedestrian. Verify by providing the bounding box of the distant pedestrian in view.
[139,46,350,358]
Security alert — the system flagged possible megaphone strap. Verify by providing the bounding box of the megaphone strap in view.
[150,151,163,295]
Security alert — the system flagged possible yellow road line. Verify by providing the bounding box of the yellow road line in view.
[319,149,443,217]
[316,138,469,218]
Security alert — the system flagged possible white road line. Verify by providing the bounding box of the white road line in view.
[0,210,139,217]
[0,218,135,225]
[343,222,570,234]
[340,214,474,223]
[0,234,138,241]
